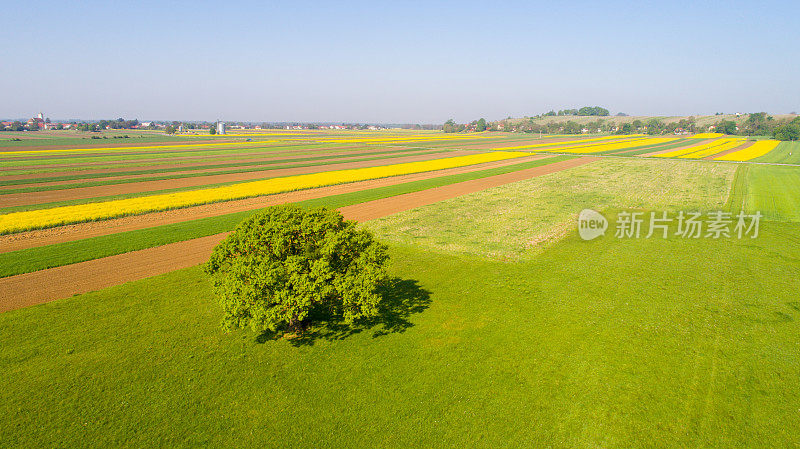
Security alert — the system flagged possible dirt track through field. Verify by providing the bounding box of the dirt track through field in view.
[0,156,595,312]
[0,155,552,253]
[0,151,475,207]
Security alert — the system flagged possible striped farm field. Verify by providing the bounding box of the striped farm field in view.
[715,139,781,161]
[489,134,639,151]
[653,138,740,158]
[0,151,527,233]
[549,137,677,154]
[676,138,746,159]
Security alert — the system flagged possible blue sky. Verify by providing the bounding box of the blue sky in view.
[2,0,798,123]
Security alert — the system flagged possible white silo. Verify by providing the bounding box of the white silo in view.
[217,122,226,135]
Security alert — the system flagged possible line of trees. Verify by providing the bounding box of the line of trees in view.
[488,112,799,140]
[541,106,610,117]
[705,114,799,140]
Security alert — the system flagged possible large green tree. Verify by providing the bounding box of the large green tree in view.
[773,123,800,141]
[205,205,389,334]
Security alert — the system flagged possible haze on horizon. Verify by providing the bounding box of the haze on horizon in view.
[2,0,798,124]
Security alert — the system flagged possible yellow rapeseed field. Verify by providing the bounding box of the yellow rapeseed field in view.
[0,151,527,234]
[715,140,781,161]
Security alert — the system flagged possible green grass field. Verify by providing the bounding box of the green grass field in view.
[2,221,799,447]
[736,165,800,221]
[366,158,736,259]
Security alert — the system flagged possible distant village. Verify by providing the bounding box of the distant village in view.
[0,113,430,133]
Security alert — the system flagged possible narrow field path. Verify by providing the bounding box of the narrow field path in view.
[0,156,594,312]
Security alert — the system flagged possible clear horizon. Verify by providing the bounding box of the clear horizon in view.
[3,0,798,123]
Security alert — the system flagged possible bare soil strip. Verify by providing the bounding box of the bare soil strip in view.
[0,156,592,312]
[0,151,475,207]
[0,148,443,190]
[0,155,552,253]
[705,140,753,160]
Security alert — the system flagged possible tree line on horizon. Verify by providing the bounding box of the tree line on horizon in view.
[442,111,800,141]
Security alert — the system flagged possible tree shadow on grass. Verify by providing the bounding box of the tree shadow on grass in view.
[256,277,432,347]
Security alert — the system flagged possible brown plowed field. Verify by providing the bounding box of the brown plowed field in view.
[0,151,476,207]
[0,156,593,312]
[0,155,552,253]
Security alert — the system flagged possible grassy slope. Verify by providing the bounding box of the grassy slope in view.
[0,156,573,277]
[740,165,800,221]
[366,158,736,259]
[2,222,799,447]
[752,141,800,164]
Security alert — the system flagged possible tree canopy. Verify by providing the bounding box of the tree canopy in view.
[205,205,389,335]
